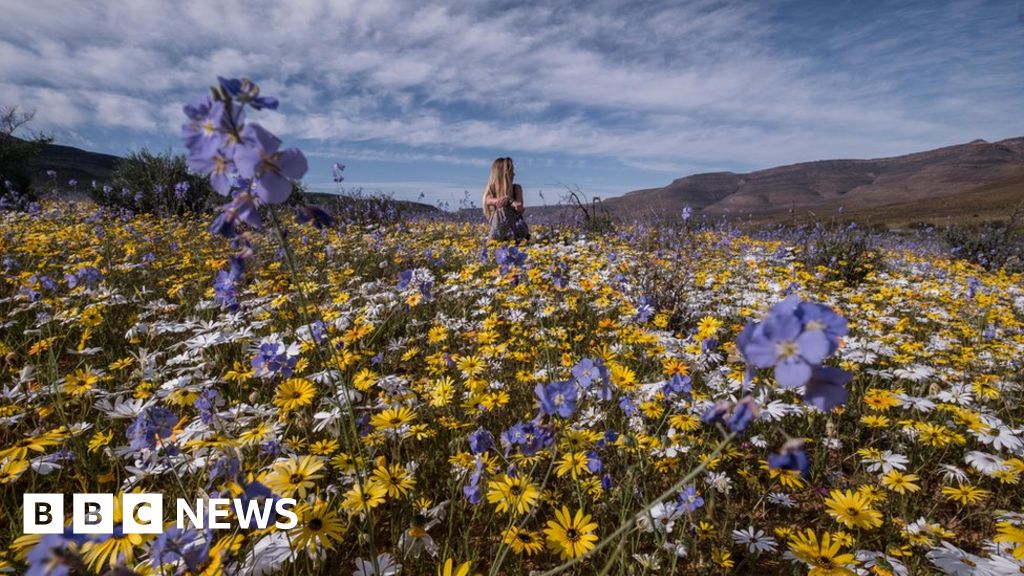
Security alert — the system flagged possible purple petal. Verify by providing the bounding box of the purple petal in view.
[276,149,308,181]
[242,122,281,154]
[255,171,293,204]
[775,358,811,388]
[803,367,852,411]
[796,330,830,364]
[233,145,260,179]
[763,313,802,341]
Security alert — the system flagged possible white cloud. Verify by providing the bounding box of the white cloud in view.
[0,0,1021,177]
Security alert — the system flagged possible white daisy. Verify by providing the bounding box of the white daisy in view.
[767,492,795,508]
[856,550,909,576]
[927,542,997,576]
[964,451,1008,476]
[731,526,777,554]
[637,501,680,533]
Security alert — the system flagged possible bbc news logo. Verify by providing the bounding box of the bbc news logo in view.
[23,494,298,534]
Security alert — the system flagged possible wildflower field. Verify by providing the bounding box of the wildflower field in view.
[1,80,1023,575]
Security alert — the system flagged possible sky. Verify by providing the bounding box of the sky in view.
[1,0,1023,209]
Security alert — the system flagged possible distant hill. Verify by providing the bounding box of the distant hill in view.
[27,141,119,191]
[23,140,440,214]
[606,137,1024,225]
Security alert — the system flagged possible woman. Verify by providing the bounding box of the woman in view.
[482,157,529,242]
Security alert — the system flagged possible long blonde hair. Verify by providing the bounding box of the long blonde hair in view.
[482,157,514,218]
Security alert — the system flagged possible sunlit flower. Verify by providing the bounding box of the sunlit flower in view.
[264,455,324,498]
[544,506,598,560]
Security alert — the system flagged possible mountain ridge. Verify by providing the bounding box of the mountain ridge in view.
[605,136,1024,223]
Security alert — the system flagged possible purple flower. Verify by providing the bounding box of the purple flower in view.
[662,374,692,399]
[182,96,228,161]
[468,427,494,454]
[210,192,262,237]
[213,256,244,311]
[768,440,810,478]
[737,295,843,388]
[495,246,527,272]
[252,342,297,379]
[151,527,209,571]
[463,459,484,504]
[536,380,577,418]
[571,358,599,388]
[234,123,307,204]
[195,388,223,424]
[174,181,190,200]
[803,366,851,411]
[26,531,88,576]
[190,148,234,196]
[501,421,553,457]
[586,451,603,474]
[701,400,731,426]
[634,296,655,323]
[332,162,346,183]
[676,486,704,513]
[726,396,758,433]
[295,204,334,229]
[126,407,178,451]
[218,77,278,110]
[618,396,635,416]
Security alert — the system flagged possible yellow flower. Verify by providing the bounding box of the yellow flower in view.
[370,406,416,430]
[824,489,883,530]
[0,428,66,461]
[788,529,857,575]
[555,452,590,479]
[437,558,473,576]
[264,455,324,498]
[353,368,378,392]
[274,378,316,412]
[63,367,99,396]
[88,430,114,453]
[370,462,416,498]
[342,481,387,516]
[487,474,540,515]
[941,484,990,505]
[310,439,339,455]
[82,531,147,572]
[881,470,920,494]
[712,546,734,569]
[455,355,484,377]
[544,506,598,560]
[289,500,345,553]
[0,459,29,483]
[994,521,1024,560]
[502,526,544,556]
[428,376,456,407]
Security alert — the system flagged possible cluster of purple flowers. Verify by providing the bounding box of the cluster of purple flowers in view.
[494,246,527,273]
[181,76,306,235]
[737,295,850,410]
[64,266,103,290]
[251,342,298,379]
[126,406,179,452]
[213,256,244,311]
[725,295,852,476]
[500,420,554,458]
[634,295,655,323]
[397,268,435,301]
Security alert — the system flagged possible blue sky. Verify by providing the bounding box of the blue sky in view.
[1,0,1022,208]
